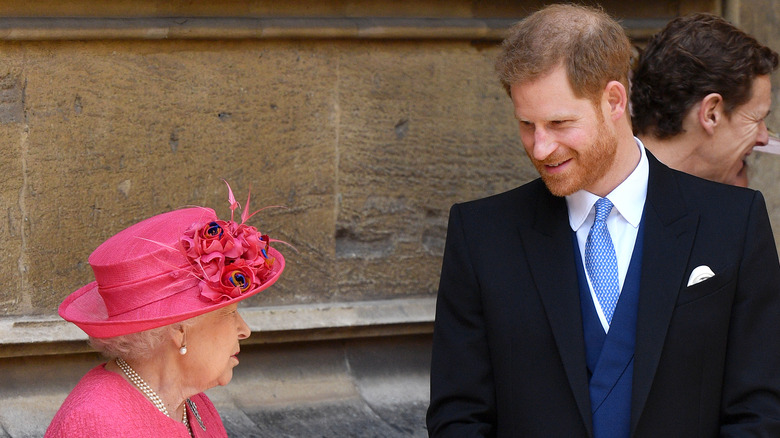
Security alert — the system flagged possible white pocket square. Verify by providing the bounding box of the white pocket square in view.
[687,265,715,287]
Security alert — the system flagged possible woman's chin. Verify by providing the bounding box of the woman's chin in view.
[216,367,236,387]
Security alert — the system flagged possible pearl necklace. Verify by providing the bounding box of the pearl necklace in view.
[116,357,170,416]
[116,358,193,436]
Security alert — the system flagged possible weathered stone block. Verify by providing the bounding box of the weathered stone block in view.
[334,41,532,301]
[0,36,542,316]
[0,40,342,314]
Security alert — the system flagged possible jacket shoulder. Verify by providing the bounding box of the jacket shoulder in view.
[662,163,760,210]
[647,151,761,219]
[454,178,547,217]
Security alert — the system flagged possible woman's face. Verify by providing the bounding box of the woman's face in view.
[183,303,250,390]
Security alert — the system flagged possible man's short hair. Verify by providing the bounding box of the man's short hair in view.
[495,4,632,105]
[631,13,779,139]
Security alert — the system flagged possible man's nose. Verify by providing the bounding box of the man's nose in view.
[756,121,769,146]
[532,128,558,161]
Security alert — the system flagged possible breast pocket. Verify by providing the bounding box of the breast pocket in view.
[676,264,736,307]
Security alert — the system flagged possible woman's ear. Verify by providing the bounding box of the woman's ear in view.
[697,93,724,135]
[174,324,188,355]
[604,80,628,121]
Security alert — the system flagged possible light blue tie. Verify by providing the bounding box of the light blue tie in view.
[585,198,620,325]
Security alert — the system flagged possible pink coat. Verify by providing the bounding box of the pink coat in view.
[45,364,228,438]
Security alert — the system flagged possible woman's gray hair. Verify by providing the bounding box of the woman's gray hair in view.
[89,315,203,361]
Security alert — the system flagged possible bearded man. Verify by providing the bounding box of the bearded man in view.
[427,4,780,438]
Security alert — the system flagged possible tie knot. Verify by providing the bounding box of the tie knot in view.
[594,198,613,223]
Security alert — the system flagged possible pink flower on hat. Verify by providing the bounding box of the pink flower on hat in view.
[180,182,279,303]
[181,220,241,260]
[197,259,257,301]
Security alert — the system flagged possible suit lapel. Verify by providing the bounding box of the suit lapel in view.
[630,153,699,434]
[520,183,593,436]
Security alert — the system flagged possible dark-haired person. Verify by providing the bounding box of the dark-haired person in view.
[427,4,780,437]
[631,13,779,187]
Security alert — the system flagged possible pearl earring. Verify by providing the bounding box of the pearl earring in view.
[179,345,187,355]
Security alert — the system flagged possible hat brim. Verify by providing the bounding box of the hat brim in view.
[58,247,285,338]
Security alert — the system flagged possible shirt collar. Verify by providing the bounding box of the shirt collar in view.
[566,137,649,231]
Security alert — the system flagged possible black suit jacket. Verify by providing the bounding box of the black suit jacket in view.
[427,152,780,437]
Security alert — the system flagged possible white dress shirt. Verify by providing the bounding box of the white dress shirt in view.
[565,137,649,332]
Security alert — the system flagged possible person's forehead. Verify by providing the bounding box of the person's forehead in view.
[745,75,773,110]
[512,95,597,123]
[510,68,594,118]
[218,304,238,314]
[199,304,237,323]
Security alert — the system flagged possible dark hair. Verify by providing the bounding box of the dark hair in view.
[496,4,632,104]
[631,13,778,138]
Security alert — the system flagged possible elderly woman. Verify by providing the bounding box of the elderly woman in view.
[45,186,284,437]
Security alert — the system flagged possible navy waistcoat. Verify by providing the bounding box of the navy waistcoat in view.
[573,221,644,438]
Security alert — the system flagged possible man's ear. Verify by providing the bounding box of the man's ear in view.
[603,80,628,122]
[697,93,724,135]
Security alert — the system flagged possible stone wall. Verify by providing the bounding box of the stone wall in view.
[0,38,524,316]
[2,0,761,325]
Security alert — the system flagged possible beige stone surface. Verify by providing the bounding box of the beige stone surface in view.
[0,0,709,19]
[334,41,529,301]
[0,37,529,317]
[1,40,339,314]
[0,54,26,315]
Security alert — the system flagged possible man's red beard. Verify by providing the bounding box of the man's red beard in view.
[531,122,618,197]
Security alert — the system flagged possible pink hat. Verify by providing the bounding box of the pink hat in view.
[59,188,284,338]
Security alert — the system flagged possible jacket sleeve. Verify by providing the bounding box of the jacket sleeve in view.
[720,191,780,435]
[426,204,496,437]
